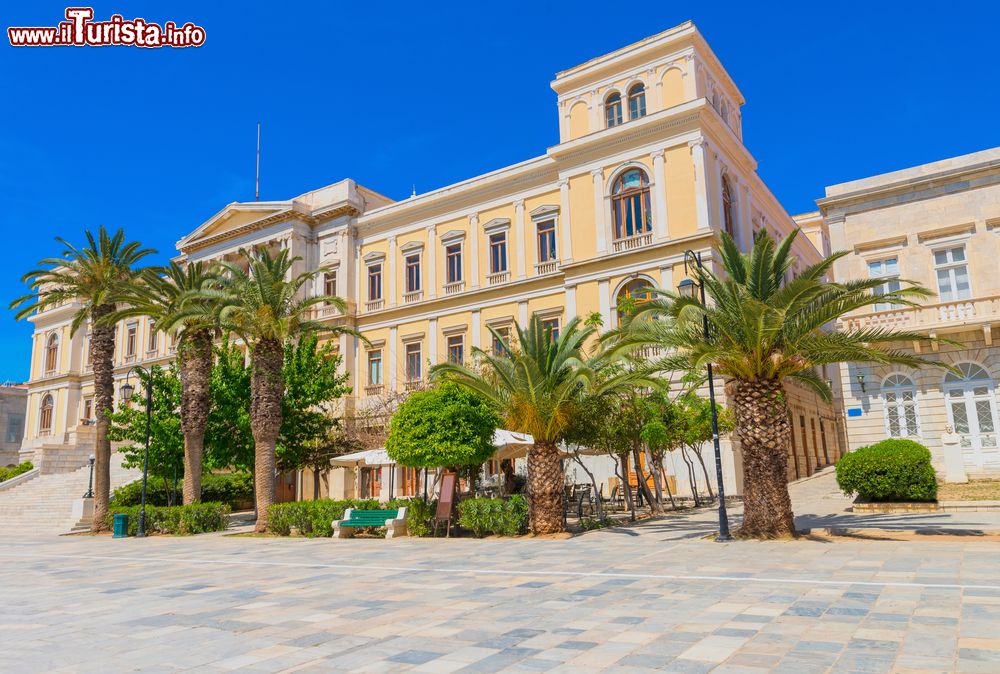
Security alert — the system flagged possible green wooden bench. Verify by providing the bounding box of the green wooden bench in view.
[332,507,408,539]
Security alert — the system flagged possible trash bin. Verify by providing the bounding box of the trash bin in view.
[113,513,129,538]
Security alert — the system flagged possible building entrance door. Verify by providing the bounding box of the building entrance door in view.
[944,364,1000,471]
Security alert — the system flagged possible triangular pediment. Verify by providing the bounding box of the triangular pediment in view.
[178,202,293,251]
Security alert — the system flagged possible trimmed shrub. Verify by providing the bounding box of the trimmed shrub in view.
[0,461,33,483]
[110,473,253,509]
[266,497,434,538]
[105,502,231,536]
[457,495,529,537]
[836,439,937,502]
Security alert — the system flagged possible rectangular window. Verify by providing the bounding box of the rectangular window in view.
[489,232,507,274]
[867,257,901,312]
[446,244,462,284]
[537,220,557,263]
[83,398,93,422]
[367,349,383,386]
[405,342,422,382]
[367,264,383,301]
[405,254,421,293]
[125,324,137,358]
[541,317,560,341]
[323,270,337,298]
[147,322,157,352]
[933,246,971,301]
[492,326,512,356]
[447,334,464,364]
[6,413,24,443]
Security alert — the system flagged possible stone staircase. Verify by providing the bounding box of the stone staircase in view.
[0,454,141,536]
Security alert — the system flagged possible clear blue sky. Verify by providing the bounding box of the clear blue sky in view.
[1,2,997,382]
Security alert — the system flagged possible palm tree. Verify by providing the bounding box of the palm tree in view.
[104,261,220,504]
[623,229,944,538]
[432,315,636,534]
[210,248,350,532]
[11,227,155,532]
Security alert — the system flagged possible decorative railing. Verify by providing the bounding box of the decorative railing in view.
[403,290,422,304]
[612,232,653,253]
[487,271,510,286]
[364,384,384,396]
[123,354,136,364]
[535,260,558,275]
[444,281,465,296]
[839,295,1000,333]
[404,380,423,391]
[365,299,384,312]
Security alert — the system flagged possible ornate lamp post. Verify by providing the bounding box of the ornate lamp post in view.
[678,250,732,542]
[83,453,95,499]
[120,366,152,538]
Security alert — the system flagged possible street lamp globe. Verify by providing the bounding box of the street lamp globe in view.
[677,277,698,299]
[120,381,134,402]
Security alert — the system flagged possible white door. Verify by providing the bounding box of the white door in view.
[944,364,1000,471]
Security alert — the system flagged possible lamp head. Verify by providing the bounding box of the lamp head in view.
[120,381,134,401]
[677,277,698,299]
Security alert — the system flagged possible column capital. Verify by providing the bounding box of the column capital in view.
[650,149,665,161]
[426,224,436,235]
[591,168,604,178]
[513,199,525,210]
[468,213,479,225]
[557,178,570,189]
[688,138,706,150]
[388,235,397,244]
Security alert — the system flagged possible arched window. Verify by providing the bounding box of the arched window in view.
[605,92,623,128]
[721,175,736,237]
[44,334,59,373]
[944,363,992,384]
[882,374,919,438]
[39,394,54,434]
[611,169,652,241]
[616,278,654,320]
[627,83,646,120]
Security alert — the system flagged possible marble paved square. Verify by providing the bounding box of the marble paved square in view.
[1,524,999,673]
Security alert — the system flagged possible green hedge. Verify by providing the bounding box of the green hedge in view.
[836,439,937,502]
[106,502,231,536]
[457,495,529,537]
[110,473,254,509]
[267,497,436,538]
[0,461,33,483]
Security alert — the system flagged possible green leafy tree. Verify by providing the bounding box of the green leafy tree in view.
[276,334,352,498]
[11,226,155,531]
[104,261,221,503]
[432,315,640,534]
[672,392,735,502]
[385,384,500,471]
[623,229,945,538]
[107,365,185,504]
[205,337,254,475]
[208,248,354,532]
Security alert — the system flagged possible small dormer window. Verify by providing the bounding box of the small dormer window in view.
[628,83,646,120]
[605,93,623,128]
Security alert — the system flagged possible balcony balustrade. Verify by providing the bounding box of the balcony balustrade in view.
[444,281,465,296]
[612,232,653,253]
[839,295,1000,335]
[535,260,558,275]
[403,290,422,304]
[487,271,510,286]
[365,298,384,312]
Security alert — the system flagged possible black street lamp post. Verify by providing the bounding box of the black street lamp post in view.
[678,249,733,542]
[83,453,95,499]
[120,366,152,538]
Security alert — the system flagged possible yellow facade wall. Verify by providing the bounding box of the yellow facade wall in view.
[660,67,685,108]
[568,101,589,140]
[665,146,697,237]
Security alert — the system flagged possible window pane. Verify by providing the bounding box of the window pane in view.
[934,250,948,265]
[951,247,965,262]
[937,269,954,299]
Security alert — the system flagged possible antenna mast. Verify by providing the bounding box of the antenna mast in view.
[255,121,261,201]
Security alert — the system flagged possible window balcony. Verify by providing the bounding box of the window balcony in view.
[535,260,558,275]
[839,294,1000,336]
[364,384,385,396]
[145,349,159,360]
[404,379,423,391]
[403,290,423,304]
[366,298,384,312]
[487,271,510,286]
[612,232,653,253]
[444,281,465,295]
[123,354,136,364]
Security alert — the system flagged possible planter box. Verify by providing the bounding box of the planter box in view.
[851,499,939,514]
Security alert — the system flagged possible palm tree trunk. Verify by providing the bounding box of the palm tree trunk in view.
[179,328,212,504]
[526,441,564,534]
[250,337,284,533]
[732,378,795,538]
[89,306,116,533]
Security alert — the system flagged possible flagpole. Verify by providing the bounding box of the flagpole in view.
[255,120,261,201]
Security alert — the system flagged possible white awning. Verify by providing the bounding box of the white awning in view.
[329,448,395,467]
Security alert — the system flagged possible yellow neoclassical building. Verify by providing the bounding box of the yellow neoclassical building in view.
[20,22,844,494]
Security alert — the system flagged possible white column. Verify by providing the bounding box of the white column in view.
[684,55,698,100]
[712,151,725,234]
[388,326,398,391]
[354,238,362,304]
[471,310,482,349]
[387,236,397,307]
[588,91,599,130]
[651,150,669,240]
[566,283,577,318]
[514,200,526,279]
[426,226,437,299]
[592,169,606,253]
[428,317,438,364]
[559,179,573,262]
[518,301,528,326]
[468,213,479,289]
[738,180,753,249]
[690,139,711,232]
[598,279,611,331]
